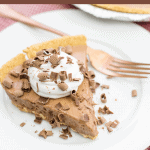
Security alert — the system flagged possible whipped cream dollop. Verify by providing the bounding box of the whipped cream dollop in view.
[28,50,84,99]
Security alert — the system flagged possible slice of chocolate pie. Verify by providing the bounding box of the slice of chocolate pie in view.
[0,35,98,139]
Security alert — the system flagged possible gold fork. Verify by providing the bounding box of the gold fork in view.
[87,47,150,78]
[0,5,150,78]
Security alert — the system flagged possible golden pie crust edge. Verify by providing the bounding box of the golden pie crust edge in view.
[0,35,87,83]
[92,4,150,14]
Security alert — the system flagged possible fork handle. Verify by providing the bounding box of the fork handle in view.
[0,4,68,36]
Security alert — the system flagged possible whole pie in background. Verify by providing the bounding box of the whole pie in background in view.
[92,4,150,14]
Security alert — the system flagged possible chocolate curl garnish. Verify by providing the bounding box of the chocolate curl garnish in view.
[110,120,120,128]
[68,73,72,82]
[50,72,58,81]
[23,59,33,68]
[34,115,43,124]
[21,68,28,74]
[73,78,81,81]
[58,113,65,123]
[32,59,43,68]
[22,79,31,92]
[20,73,29,80]
[88,71,95,79]
[97,116,106,125]
[55,102,62,110]
[34,56,44,61]
[45,48,55,54]
[70,90,76,101]
[59,71,67,81]
[3,77,13,89]
[36,50,44,56]
[65,45,72,55]
[100,93,107,103]
[80,114,89,122]
[79,65,89,79]
[58,82,68,91]
[37,72,48,81]
[66,56,73,64]
[9,70,19,78]
[49,54,60,68]
[37,97,49,105]
[13,90,24,97]
[101,84,109,89]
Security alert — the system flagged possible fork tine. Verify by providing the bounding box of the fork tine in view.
[113,58,150,65]
[107,66,150,74]
[110,62,150,70]
[99,68,147,78]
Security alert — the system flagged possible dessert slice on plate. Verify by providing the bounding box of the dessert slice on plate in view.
[0,35,98,139]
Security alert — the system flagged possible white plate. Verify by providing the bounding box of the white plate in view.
[74,4,150,22]
[0,9,150,150]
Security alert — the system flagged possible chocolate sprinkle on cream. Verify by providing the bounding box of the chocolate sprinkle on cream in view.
[37,97,49,105]
[50,72,58,81]
[37,72,48,81]
[68,73,72,82]
[59,71,67,81]
[58,82,68,91]
[36,82,39,92]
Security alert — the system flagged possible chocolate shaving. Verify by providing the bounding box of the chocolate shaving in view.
[58,82,68,91]
[70,90,77,101]
[110,120,120,128]
[3,77,13,89]
[34,56,44,61]
[49,118,60,128]
[50,72,58,81]
[107,126,113,132]
[101,84,109,89]
[55,102,62,110]
[20,122,26,127]
[20,73,29,80]
[59,71,67,81]
[100,93,107,103]
[88,70,95,79]
[23,59,33,68]
[22,79,31,92]
[65,45,72,55]
[105,121,113,127]
[97,116,106,125]
[39,129,53,139]
[66,56,73,64]
[21,68,28,74]
[37,97,49,105]
[45,48,55,54]
[68,73,72,82]
[132,90,137,97]
[36,50,44,56]
[32,59,43,68]
[96,82,100,88]
[61,127,72,137]
[36,82,39,92]
[98,105,113,114]
[58,114,65,122]
[62,105,70,111]
[13,90,24,97]
[10,70,19,78]
[49,54,60,68]
[80,114,89,122]
[73,78,81,81]
[35,130,38,133]
[37,72,48,81]
[79,65,86,74]
[34,115,42,124]
[59,134,68,139]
